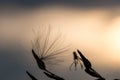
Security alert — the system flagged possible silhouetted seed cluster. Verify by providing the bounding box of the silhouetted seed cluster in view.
[31,26,69,66]
[26,26,67,80]
[70,49,120,80]
[26,49,65,80]
[26,26,120,80]
[70,49,105,80]
[69,51,83,70]
[27,48,120,80]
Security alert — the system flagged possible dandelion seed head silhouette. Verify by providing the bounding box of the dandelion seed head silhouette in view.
[0,1,120,80]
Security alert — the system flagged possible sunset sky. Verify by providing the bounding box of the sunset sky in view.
[0,1,120,80]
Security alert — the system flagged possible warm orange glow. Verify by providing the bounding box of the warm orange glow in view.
[1,6,120,69]
[105,17,120,60]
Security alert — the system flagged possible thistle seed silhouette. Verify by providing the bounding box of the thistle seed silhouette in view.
[32,49,46,70]
[69,51,83,70]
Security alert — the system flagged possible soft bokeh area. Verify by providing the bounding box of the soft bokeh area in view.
[0,2,120,80]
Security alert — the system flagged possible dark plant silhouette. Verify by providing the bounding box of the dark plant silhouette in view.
[69,51,83,70]
[26,71,38,80]
[32,48,63,74]
[32,49,46,70]
[27,47,120,80]
[27,48,65,80]
[77,49,105,80]
[26,26,120,80]
[77,49,92,68]
[27,26,68,80]
[85,68,105,80]
[31,26,69,66]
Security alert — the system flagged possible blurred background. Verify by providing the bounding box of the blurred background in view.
[0,0,120,80]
